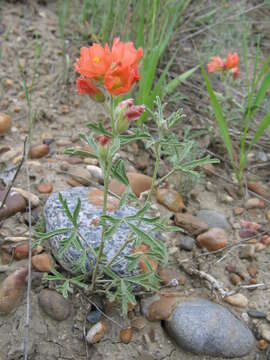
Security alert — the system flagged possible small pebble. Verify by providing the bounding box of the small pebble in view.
[87,310,102,324]
[0,113,11,135]
[86,321,107,344]
[258,339,268,350]
[29,144,49,159]
[196,228,227,251]
[38,183,53,194]
[245,198,264,209]
[120,327,133,344]
[247,264,257,278]
[247,310,266,319]
[225,294,248,308]
[32,253,54,272]
[239,245,256,260]
[38,289,71,321]
[131,316,146,331]
[230,273,241,286]
[233,207,244,216]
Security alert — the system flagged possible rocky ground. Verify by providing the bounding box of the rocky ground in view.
[0,1,270,359]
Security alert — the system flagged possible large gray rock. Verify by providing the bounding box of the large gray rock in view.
[164,298,254,358]
[43,187,151,275]
[197,210,231,230]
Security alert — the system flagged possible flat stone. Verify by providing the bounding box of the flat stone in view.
[43,187,153,275]
[0,190,27,220]
[197,210,231,230]
[247,309,266,319]
[174,213,208,236]
[164,298,254,358]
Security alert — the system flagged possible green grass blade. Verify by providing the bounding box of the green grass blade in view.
[165,65,199,95]
[252,68,270,115]
[201,65,234,165]
[248,112,270,152]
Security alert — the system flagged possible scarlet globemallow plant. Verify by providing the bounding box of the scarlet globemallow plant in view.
[44,39,216,315]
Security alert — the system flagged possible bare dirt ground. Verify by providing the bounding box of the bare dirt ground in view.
[0,1,270,359]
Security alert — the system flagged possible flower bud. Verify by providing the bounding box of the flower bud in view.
[115,99,145,134]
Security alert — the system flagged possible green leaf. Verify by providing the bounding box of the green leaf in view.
[79,133,98,152]
[73,198,81,225]
[87,122,112,136]
[64,148,98,159]
[251,69,270,115]
[201,65,235,166]
[104,220,121,240]
[58,193,74,223]
[111,158,129,185]
[165,65,199,95]
[248,112,270,152]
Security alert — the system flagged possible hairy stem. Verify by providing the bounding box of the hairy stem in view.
[107,141,160,268]
[91,156,112,291]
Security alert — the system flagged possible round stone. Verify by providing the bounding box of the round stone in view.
[164,298,254,358]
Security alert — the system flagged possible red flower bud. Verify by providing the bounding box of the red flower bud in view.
[98,135,110,146]
[124,105,145,121]
[232,66,240,80]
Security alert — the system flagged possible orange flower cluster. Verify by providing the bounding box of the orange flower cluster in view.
[75,38,143,96]
[207,52,240,80]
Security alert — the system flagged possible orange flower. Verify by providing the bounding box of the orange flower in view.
[76,77,105,102]
[104,63,140,95]
[207,56,224,73]
[104,38,143,95]
[111,37,143,68]
[74,43,112,79]
[224,52,239,70]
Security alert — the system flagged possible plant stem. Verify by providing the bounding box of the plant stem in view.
[91,156,112,291]
[106,141,160,268]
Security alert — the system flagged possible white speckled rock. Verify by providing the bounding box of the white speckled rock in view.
[43,187,152,275]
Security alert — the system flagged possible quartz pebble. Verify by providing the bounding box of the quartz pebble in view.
[86,321,107,344]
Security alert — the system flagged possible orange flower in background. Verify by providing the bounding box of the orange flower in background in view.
[207,56,224,73]
[224,52,239,70]
[76,77,105,102]
[74,43,112,79]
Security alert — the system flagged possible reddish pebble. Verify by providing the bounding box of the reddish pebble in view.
[247,264,257,278]
[0,113,11,135]
[120,327,133,344]
[29,144,49,159]
[38,183,53,194]
[258,339,268,350]
[261,236,270,246]
[196,228,227,251]
[245,197,264,209]
[32,253,54,272]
